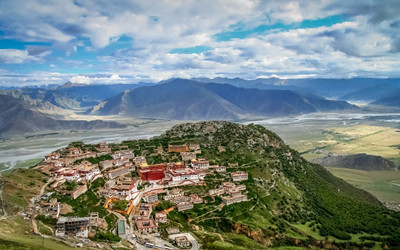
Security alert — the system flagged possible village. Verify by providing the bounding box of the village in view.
[31,141,250,249]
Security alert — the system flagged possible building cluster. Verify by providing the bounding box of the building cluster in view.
[101,149,137,172]
[163,188,203,212]
[38,198,60,218]
[104,177,142,200]
[54,160,101,183]
[34,140,250,247]
[95,142,112,156]
[37,143,106,181]
[209,182,248,205]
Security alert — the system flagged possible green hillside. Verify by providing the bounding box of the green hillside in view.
[1,121,399,249]
[153,121,400,248]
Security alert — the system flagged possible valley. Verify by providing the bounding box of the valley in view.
[2,1,400,248]
[1,79,400,249]
[2,112,400,210]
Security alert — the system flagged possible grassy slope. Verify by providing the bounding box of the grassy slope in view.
[0,169,94,249]
[0,216,77,250]
[1,168,47,213]
[158,122,400,248]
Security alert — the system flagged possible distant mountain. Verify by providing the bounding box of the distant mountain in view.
[0,82,150,110]
[3,78,400,109]
[89,79,357,119]
[312,153,397,170]
[372,94,400,107]
[194,77,400,99]
[90,79,247,120]
[0,94,126,139]
[339,84,400,103]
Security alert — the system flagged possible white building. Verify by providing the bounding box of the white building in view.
[165,166,199,185]
[191,158,209,170]
[231,171,248,182]
[107,166,130,179]
[216,165,226,172]
[55,168,79,182]
[180,152,197,161]
[164,188,184,201]
[75,161,100,181]
[111,179,140,200]
[112,150,134,160]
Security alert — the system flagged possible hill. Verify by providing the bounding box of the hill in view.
[156,121,400,248]
[372,94,400,107]
[339,84,400,103]
[89,79,357,119]
[0,94,126,139]
[2,121,400,249]
[312,153,397,170]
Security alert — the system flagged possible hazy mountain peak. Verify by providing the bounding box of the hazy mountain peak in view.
[59,81,89,89]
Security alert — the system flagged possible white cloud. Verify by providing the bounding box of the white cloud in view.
[0,49,45,64]
[1,0,400,85]
[0,70,67,87]
[69,75,91,84]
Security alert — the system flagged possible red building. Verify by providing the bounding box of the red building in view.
[138,164,167,181]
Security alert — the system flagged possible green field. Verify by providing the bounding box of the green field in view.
[326,167,400,203]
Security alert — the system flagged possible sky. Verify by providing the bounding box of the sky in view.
[0,0,399,86]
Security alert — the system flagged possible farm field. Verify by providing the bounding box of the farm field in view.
[322,125,400,165]
[273,124,400,166]
[326,167,400,203]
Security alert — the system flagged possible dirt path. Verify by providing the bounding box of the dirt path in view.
[193,203,224,221]
[32,217,39,234]
[30,177,53,235]
[41,221,54,235]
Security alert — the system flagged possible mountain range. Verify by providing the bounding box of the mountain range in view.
[194,77,400,99]
[89,79,357,119]
[0,94,126,139]
[2,77,400,111]
[372,94,400,107]
[0,82,148,110]
[2,77,400,138]
[339,84,400,103]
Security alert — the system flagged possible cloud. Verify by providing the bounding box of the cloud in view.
[0,70,67,87]
[0,0,400,85]
[69,75,91,84]
[0,49,47,64]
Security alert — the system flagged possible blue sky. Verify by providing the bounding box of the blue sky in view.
[0,0,399,86]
